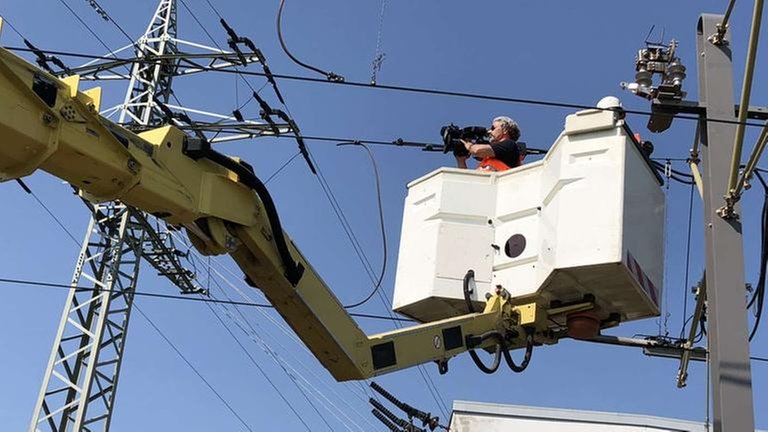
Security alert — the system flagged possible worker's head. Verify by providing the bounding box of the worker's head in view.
[490,116,520,143]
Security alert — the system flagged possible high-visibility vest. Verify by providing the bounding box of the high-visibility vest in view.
[478,157,512,172]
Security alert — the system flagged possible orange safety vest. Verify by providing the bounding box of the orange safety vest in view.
[478,157,512,172]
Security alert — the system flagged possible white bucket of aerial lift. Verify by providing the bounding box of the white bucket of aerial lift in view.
[393,106,665,326]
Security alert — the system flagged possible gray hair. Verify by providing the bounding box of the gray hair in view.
[493,116,520,141]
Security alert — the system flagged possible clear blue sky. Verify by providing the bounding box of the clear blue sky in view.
[1,1,766,431]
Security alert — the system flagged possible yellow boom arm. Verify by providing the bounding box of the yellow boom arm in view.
[0,46,551,380]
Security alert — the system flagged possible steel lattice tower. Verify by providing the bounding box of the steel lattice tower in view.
[29,0,276,429]
[29,203,144,432]
[119,0,178,126]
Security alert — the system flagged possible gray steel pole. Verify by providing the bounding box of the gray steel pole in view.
[696,14,755,432]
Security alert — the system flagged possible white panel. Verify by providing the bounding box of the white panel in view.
[452,414,695,432]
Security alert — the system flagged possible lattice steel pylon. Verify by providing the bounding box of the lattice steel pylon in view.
[29,203,144,432]
[118,0,178,126]
[29,0,280,429]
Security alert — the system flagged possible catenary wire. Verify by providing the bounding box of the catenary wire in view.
[7,46,768,130]
[133,304,255,432]
[240,39,378,304]
[197,30,482,412]
[278,133,441,149]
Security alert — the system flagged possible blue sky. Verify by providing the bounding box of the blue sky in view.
[1,1,766,430]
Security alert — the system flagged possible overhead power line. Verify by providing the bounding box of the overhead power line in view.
[53,0,124,58]
[85,0,135,45]
[176,64,768,129]
[1,17,26,40]
[0,276,413,322]
[6,45,768,130]
[200,294,317,431]
[134,305,256,432]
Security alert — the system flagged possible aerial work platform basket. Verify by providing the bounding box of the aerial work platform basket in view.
[393,106,665,328]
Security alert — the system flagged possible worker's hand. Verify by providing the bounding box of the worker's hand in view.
[460,139,472,152]
[455,153,469,169]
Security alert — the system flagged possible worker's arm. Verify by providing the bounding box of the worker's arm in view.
[460,139,495,158]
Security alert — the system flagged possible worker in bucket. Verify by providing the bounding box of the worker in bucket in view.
[455,116,522,171]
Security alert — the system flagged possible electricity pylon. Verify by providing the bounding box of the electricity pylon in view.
[29,1,287,430]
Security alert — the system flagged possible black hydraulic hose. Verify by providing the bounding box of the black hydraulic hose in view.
[502,332,534,373]
[204,150,305,286]
[463,269,476,313]
[468,333,503,374]
[463,269,502,374]
[463,269,534,373]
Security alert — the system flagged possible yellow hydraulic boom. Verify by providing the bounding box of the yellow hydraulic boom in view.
[0,46,555,381]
